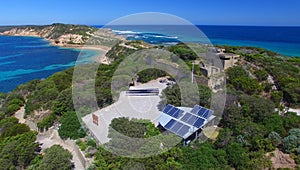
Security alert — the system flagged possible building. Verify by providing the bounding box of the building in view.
[158,104,215,145]
[200,65,221,77]
[218,53,240,70]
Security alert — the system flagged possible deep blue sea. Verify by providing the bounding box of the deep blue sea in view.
[98,25,300,57]
[0,35,100,92]
[1,25,300,92]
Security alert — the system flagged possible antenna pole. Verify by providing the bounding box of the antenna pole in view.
[192,62,194,83]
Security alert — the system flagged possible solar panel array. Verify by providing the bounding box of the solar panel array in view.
[164,119,191,137]
[160,104,214,138]
[180,112,206,128]
[162,104,184,119]
[190,105,213,119]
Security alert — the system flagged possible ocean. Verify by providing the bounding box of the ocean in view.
[0,35,100,92]
[1,25,300,92]
[99,25,300,57]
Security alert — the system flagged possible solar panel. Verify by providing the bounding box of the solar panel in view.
[168,107,178,116]
[172,109,184,118]
[197,108,207,117]
[193,118,205,128]
[186,114,199,125]
[181,113,192,122]
[202,111,209,119]
[191,105,201,114]
[160,104,214,138]
[165,119,176,129]
[163,105,173,114]
[202,110,213,119]
[177,125,190,137]
[170,122,184,132]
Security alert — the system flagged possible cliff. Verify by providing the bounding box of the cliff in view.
[0,23,123,47]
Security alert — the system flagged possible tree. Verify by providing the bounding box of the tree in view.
[198,84,211,107]
[282,128,300,153]
[227,66,263,95]
[268,131,282,146]
[227,66,248,81]
[263,114,286,136]
[0,131,38,170]
[37,113,56,131]
[52,88,74,116]
[239,95,275,123]
[231,77,262,95]
[227,142,250,169]
[283,82,300,106]
[137,69,167,83]
[58,111,85,139]
[283,135,298,153]
[167,43,197,60]
[253,69,268,81]
[38,145,72,170]
[179,142,229,169]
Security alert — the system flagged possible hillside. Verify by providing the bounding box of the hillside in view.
[0,41,299,169]
[0,23,123,47]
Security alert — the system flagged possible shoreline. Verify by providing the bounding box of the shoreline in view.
[46,39,113,65]
[0,28,117,65]
[51,43,112,65]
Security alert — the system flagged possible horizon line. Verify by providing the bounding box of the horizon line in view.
[0,23,300,27]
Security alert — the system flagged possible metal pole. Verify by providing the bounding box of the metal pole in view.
[192,62,194,83]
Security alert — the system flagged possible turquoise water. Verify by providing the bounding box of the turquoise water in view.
[2,25,300,92]
[100,25,300,57]
[0,35,100,92]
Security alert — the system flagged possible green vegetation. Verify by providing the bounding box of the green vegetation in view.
[58,111,86,139]
[109,117,159,138]
[38,145,72,170]
[0,93,24,119]
[0,130,37,170]
[179,142,230,169]
[37,113,56,131]
[168,43,197,61]
[137,69,168,83]
[227,66,262,95]
[223,45,300,107]
[47,23,98,39]
[160,83,211,108]
[0,41,299,169]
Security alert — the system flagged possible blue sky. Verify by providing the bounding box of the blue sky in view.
[0,0,299,26]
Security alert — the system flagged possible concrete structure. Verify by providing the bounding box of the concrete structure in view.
[200,65,221,77]
[198,48,239,91]
[218,53,240,70]
[82,79,167,144]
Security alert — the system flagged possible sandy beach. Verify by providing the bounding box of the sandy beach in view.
[75,45,111,64]
[49,42,112,65]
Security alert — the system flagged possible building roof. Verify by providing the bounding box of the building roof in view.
[158,104,215,139]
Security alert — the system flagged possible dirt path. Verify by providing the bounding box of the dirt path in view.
[14,106,37,131]
[37,129,87,170]
[14,107,88,170]
[14,107,26,124]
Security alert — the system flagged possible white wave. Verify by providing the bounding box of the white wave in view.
[152,35,178,39]
[112,30,141,34]
[162,42,180,46]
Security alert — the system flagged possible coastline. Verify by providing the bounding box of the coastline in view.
[0,33,113,65]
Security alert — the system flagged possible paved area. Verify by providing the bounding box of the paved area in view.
[82,79,168,144]
[37,129,86,170]
[288,108,300,116]
[14,107,86,170]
